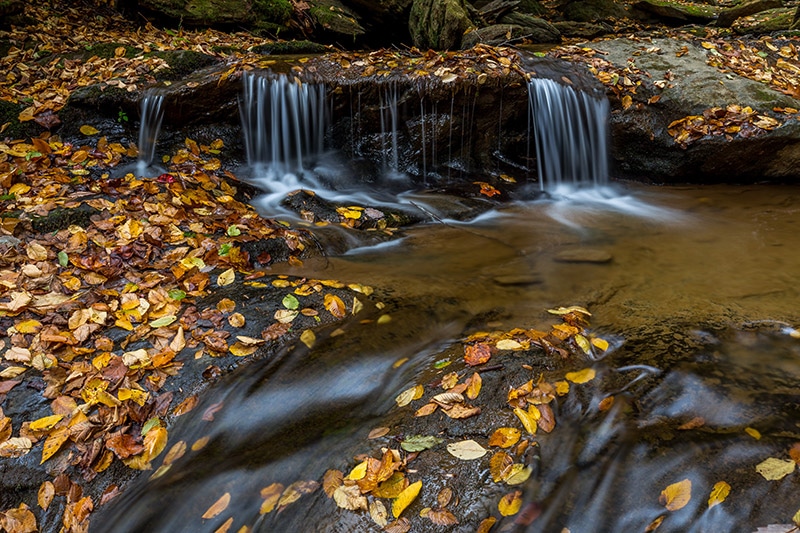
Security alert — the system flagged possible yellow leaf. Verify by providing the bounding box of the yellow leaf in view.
[259,483,283,514]
[79,125,99,135]
[323,294,346,318]
[38,480,55,510]
[203,492,231,519]
[498,491,522,516]
[591,337,609,351]
[488,427,521,448]
[40,427,69,464]
[217,268,235,287]
[708,481,730,508]
[29,414,63,431]
[565,368,596,384]
[574,334,591,354]
[143,426,168,461]
[496,339,523,350]
[744,427,761,440]
[477,517,497,533]
[514,407,537,434]
[15,319,42,333]
[490,451,513,482]
[505,464,532,485]
[347,460,368,480]
[660,479,691,511]
[395,384,424,407]
[392,480,422,518]
[756,457,796,480]
[466,372,482,400]
[622,95,633,110]
[229,342,258,357]
[300,329,315,349]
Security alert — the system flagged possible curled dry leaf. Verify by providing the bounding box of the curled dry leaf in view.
[333,484,368,511]
[427,508,459,526]
[464,343,493,366]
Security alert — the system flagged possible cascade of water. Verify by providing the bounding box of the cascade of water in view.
[239,71,327,176]
[378,82,400,173]
[527,78,610,191]
[137,91,164,175]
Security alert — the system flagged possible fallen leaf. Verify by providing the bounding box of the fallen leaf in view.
[324,294,346,318]
[708,481,730,509]
[505,464,533,485]
[38,481,55,510]
[259,483,283,514]
[369,499,389,527]
[489,427,521,448]
[446,439,487,460]
[202,492,230,519]
[392,480,422,518]
[395,384,424,407]
[498,491,522,516]
[464,343,492,366]
[427,508,459,525]
[490,451,514,482]
[400,434,443,452]
[477,517,497,533]
[660,479,691,511]
[565,368,596,384]
[466,372,482,400]
[217,268,235,287]
[756,457,796,480]
[333,484,367,511]
[80,125,100,135]
[514,407,537,435]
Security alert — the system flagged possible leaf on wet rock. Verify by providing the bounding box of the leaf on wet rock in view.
[660,479,692,511]
[322,470,343,497]
[498,491,522,516]
[369,499,389,527]
[383,518,411,533]
[0,436,32,458]
[756,457,796,480]
[477,517,497,533]
[392,480,422,518]
[514,407,537,435]
[395,384,423,407]
[38,481,55,510]
[447,439,487,460]
[414,403,438,417]
[282,293,300,310]
[490,451,514,482]
[274,309,299,323]
[496,339,523,350]
[565,368,596,384]
[464,343,493,366]
[427,508,459,526]
[259,483,283,514]
[368,427,390,439]
[41,427,70,464]
[216,268,235,287]
[202,492,230,519]
[708,481,730,509]
[29,414,64,431]
[437,487,453,508]
[79,125,100,135]
[324,294,346,318]
[489,427,521,448]
[466,372,482,400]
[333,484,368,511]
[505,464,533,485]
[400,435,443,452]
[537,404,556,433]
[442,403,481,419]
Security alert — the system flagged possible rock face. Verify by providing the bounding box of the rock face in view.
[591,37,800,182]
[409,0,474,50]
[715,0,782,28]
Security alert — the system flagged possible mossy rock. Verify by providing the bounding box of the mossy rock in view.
[307,0,366,41]
[632,0,717,23]
[733,7,794,34]
[148,50,221,80]
[253,0,293,24]
[516,0,546,17]
[249,40,329,55]
[0,100,42,140]
[30,205,101,234]
[562,0,627,22]
[82,42,142,60]
[410,0,473,49]
[137,0,252,25]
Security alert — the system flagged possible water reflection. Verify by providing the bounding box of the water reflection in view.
[93,185,800,532]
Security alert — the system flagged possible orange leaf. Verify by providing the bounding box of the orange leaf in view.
[464,343,492,366]
[202,492,230,519]
[498,491,522,516]
[324,294,346,318]
[488,427,521,448]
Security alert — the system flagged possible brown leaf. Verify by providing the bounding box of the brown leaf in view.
[106,433,143,459]
[322,469,343,497]
[383,517,411,533]
[259,483,284,514]
[427,508,459,526]
[442,403,481,419]
[464,343,492,366]
[490,451,514,482]
[38,481,55,510]
[537,403,555,433]
[202,492,230,519]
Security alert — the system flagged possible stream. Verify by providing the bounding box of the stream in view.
[92,183,800,532]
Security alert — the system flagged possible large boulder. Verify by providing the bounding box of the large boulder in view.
[589,37,800,182]
[409,0,474,50]
[561,0,627,22]
[136,0,287,25]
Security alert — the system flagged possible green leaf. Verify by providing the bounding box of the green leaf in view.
[282,294,300,310]
[168,289,186,301]
[433,358,451,369]
[57,251,68,267]
[400,435,443,452]
[226,225,241,237]
[141,417,161,436]
[218,243,232,256]
[149,315,177,328]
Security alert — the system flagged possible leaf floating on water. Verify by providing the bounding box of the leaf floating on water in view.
[259,483,283,514]
[464,343,493,366]
[547,306,591,316]
[565,368,596,384]
[645,516,665,532]
[395,384,423,407]
[447,439,487,460]
[392,480,422,518]
[591,337,609,351]
[660,479,691,511]
[498,491,522,516]
[203,492,231,519]
[708,481,730,508]
[756,457,796,480]
[400,434,443,452]
[300,329,316,348]
[489,427,521,448]
[745,427,761,440]
[574,334,592,354]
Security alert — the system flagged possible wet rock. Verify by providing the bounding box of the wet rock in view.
[632,0,717,24]
[554,248,613,263]
[306,0,366,42]
[493,273,542,285]
[409,0,473,49]
[561,0,627,22]
[715,0,782,28]
[732,7,796,34]
[552,21,614,39]
[497,12,561,43]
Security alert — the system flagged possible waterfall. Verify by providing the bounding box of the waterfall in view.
[239,71,327,177]
[137,91,164,175]
[527,78,610,191]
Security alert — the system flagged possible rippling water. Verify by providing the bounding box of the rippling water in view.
[93,184,800,532]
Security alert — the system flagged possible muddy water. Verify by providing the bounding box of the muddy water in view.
[93,184,800,532]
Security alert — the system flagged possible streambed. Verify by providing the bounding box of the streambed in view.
[92,183,800,532]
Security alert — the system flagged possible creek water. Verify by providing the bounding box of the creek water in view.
[94,183,800,532]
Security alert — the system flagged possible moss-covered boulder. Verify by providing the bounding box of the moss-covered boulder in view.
[632,0,717,24]
[561,0,627,22]
[732,7,796,34]
[409,0,474,50]
[498,12,561,43]
[137,0,292,26]
[306,0,365,42]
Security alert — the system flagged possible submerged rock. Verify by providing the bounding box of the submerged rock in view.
[554,248,613,263]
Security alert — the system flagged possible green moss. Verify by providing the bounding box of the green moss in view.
[733,7,793,34]
[307,0,365,37]
[83,42,141,59]
[0,100,39,140]
[644,0,715,17]
[250,40,328,55]
[148,50,220,80]
[0,39,12,58]
[30,205,100,233]
[253,0,292,24]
